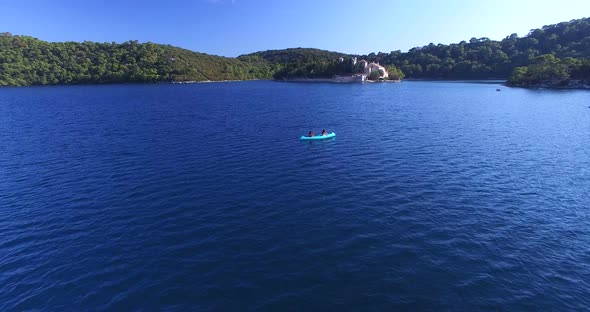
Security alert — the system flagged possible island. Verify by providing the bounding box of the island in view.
[1,17,589,88]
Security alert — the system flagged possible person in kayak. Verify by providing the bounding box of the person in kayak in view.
[308,131,315,137]
[321,129,328,136]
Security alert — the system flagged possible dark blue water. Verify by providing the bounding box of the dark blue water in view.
[1,81,589,310]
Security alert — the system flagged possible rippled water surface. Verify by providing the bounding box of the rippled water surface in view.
[1,81,590,310]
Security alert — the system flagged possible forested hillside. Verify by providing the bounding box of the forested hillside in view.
[358,17,590,79]
[0,34,276,86]
[1,17,589,86]
[240,18,590,82]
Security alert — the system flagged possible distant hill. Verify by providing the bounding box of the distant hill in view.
[239,48,360,79]
[1,17,589,86]
[239,48,349,65]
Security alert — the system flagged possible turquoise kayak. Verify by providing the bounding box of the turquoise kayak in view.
[300,132,335,140]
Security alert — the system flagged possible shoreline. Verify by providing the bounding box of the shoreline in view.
[0,79,269,88]
[171,78,266,84]
[277,78,402,84]
[4,79,590,90]
[505,80,590,90]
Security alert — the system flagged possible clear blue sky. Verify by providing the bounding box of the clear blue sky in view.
[1,0,588,57]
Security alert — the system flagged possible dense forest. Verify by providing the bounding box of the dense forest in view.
[1,17,589,86]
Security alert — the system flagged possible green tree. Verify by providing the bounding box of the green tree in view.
[367,70,381,81]
[386,65,405,80]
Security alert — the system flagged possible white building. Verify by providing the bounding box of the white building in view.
[367,62,389,79]
[358,59,368,69]
[335,58,389,82]
[353,59,389,80]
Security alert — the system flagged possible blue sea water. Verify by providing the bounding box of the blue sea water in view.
[1,81,589,310]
